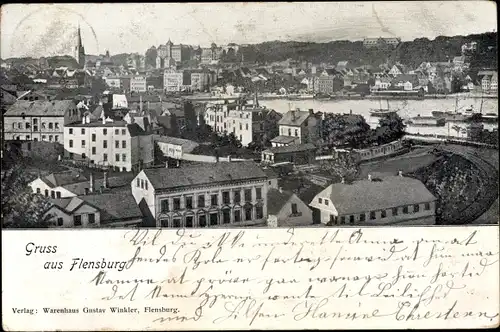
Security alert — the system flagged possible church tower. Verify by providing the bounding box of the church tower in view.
[75,24,86,69]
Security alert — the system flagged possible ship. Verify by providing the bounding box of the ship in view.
[431,110,471,122]
[407,115,446,127]
[370,98,399,117]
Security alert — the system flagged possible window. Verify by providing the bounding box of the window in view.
[122,154,126,162]
[185,216,194,228]
[198,195,205,208]
[173,198,181,210]
[210,213,218,226]
[222,191,230,204]
[48,123,53,129]
[115,129,119,135]
[173,218,181,228]
[36,188,41,194]
[288,128,291,136]
[69,140,73,148]
[54,135,59,142]
[349,215,355,223]
[324,199,329,206]
[234,190,241,203]
[88,213,95,224]
[103,140,107,148]
[413,204,420,213]
[234,210,241,222]
[122,141,126,148]
[18,123,22,129]
[222,209,231,224]
[49,135,53,142]
[370,211,376,220]
[360,213,366,222]
[244,189,252,202]
[44,189,49,197]
[92,134,96,142]
[244,206,252,221]
[26,122,30,129]
[115,140,119,148]
[56,191,61,198]
[145,181,148,190]
[245,123,248,130]
[136,179,140,187]
[115,154,120,162]
[199,215,207,227]
[103,129,107,135]
[210,194,218,206]
[256,206,264,219]
[392,207,398,216]
[92,147,96,155]
[424,203,431,210]
[318,198,323,204]
[340,216,346,224]
[403,206,409,214]
[295,129,298,137]
[81,140,85,147]
[81,128,85,134]
[381,210,387,218]
[57,218,63,226]
[33,118,38,125]
[239,123,242,130]
[121,129,126,135]
[186,196,193,209]
[103,153,108,162]
[256,188,262,200]
[291,203,298,215]
[74,215,82,226]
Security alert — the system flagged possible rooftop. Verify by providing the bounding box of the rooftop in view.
[267,188,294,215]
[41,171,88,188]
[278,110,314,126]
[263,143,316,155]
[5,100,76,117]
[311,176,437,215]
[80,192,143,223]
[143,161,267,191]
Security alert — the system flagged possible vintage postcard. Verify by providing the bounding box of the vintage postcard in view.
[1,1,498,331]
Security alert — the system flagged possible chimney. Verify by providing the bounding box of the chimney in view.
[398,170,403,177]
[102,115,106,125]
[291,110,296,121]
[368,174,372,181]
[103,171,109,188]
[89,172,94,193]
[279,187,283,193]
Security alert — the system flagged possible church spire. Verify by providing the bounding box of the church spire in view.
[77,23,82,47]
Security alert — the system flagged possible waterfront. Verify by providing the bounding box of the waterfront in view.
[259,97,498,137]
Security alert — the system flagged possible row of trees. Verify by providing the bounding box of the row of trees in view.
[319,112,406,151]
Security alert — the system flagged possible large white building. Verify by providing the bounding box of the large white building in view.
[3,100,80,142]
[63,114,154,172]
[163,69,184,92]
[204,98,282,147]
[130,76,147,93]
[131,161,269,227]
[309,175,437,226]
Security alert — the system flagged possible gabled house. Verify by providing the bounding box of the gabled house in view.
[267,188,313,227]
[388,64,405,77]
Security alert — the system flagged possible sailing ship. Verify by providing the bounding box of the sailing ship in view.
[369,98,398,117]
[406,114,446,127]
[431,95,471,122]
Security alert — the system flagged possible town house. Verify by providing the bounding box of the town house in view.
[131,161,269,227]
[3,100,80,142]
[272,109,321,146]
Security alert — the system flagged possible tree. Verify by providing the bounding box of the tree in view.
[320,113,371,150]
[154,142,167,165]
[1,166,53,228]
[319,155,359,184]
[376,113,406,143]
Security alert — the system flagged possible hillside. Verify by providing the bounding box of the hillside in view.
[239,32,498,68]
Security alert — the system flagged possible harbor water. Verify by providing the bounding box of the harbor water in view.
[259,97,498,138]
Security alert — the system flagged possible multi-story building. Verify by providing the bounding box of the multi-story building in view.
[272,109,321,146]
[190,70,210,91]
[363,37,401,48]
[204,97,282,147]
[63,114,154,172]
[480,71,498,93]
[309,174,437,226]
[104,76,121,89]
[313,69,344,94]
[130,76,147,93]
[163,69,184,92]
[3,100,80,142]
[131,161,269,227]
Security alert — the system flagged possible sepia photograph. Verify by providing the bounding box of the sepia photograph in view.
[1,2,498,330]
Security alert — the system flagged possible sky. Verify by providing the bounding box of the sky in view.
[0,2,497,59]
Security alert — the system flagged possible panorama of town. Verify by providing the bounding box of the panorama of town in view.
[1,18,498,229]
